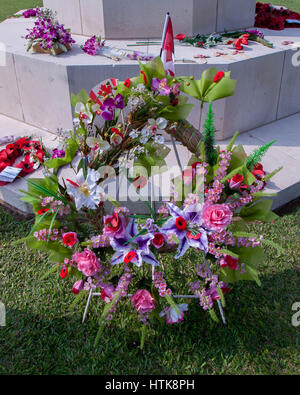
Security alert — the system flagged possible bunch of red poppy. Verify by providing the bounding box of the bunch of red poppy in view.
[0,137,44,186]
[255,2,300,30]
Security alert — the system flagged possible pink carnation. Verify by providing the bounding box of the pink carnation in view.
[202,203,233,231]
[72,248,101,277]
[131,289,155,314]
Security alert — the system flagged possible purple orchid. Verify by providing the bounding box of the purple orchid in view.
[100,94,125,121]
[113,94,125,110]
[100,98,115,121]
[110,220,159,267]
[151,78,171,96]
[52,148,66,159]
[160,203,208,259]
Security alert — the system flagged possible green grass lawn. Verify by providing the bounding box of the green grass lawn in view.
[0,205,299,375]
[1,0,300,23]
[0,0,42,22]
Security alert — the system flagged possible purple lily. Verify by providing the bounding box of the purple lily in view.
[110,220,159,267]
[151,78,171,96]
[160,203,208,259]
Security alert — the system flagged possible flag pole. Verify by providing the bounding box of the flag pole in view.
[160,12,170,57]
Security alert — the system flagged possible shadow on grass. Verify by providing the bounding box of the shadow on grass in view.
[1,269,299,375]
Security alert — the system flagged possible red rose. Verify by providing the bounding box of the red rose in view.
[229,173,244,189]
[213,71,225,83]
[62,232,78,247]
[175,34,185,41]
[152,233,165,249]
[221,255,239,270]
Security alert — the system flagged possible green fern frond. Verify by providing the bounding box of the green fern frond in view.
[203,102,217,165]
[246,140,276,170]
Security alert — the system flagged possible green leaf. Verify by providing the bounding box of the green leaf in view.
[219,246,264,286]
[208,308,219,322]
[71,89,90,107]
[45,136,79,169]
[239,199,278,222]
[226,131,239,152]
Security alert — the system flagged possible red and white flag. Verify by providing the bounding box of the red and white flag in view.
[160,13,175,76]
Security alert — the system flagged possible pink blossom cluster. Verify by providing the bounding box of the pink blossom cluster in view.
[228,180,265,211]
[153,271,172,297]
[41,196,71,216]
[91,234,110,248]
[34,228,61,241]
[105,270,133,321]
[206,151,231,203]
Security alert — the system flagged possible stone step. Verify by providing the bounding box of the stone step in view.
[0,113,299,215]
[1,16,300,140]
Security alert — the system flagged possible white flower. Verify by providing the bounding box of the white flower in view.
[86,137,110,152]
[154,134,164,144]
[75,102,93,124]
[129,129,139,139]
[159,303,188,324]
[148,117,167,130]
[136,83,146,92]
[66,168,105,210]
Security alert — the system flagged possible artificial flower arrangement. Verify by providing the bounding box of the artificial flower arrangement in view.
[255,2,300,30]
[19,57,283,347]
[0,137,45,186]
[175,29,273,49]
[25,8,75,56]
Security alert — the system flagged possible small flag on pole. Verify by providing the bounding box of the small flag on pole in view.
[160,12,175,76]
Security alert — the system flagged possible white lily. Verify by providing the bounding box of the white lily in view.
[66,168,105,210]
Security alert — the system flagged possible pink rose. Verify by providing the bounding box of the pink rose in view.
[104,212,126,238]
[202,203,233,231]
[131,289,155,314]
[72,248,101,277]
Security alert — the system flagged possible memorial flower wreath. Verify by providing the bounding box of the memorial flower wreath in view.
[0,137,45,186]
[19,57,284,347]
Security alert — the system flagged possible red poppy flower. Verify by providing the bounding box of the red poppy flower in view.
[213,71,225,83]
[15,137,28,149]
[37,208,49,215]
[140,70,147,85]
[124,78,131,88]
[0,149,10,162]
[124,251,137,264]
[0,160,11,173]
[5,144,19,160]
[105,212,121,233]
[175,34,186,41]
[15,154,35,176]
[175,216,187,231]
[221,255,239,270]
[60,267,68,279]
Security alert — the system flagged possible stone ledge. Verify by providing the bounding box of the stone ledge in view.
[1,17,300,140]
[0,113,300,215]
